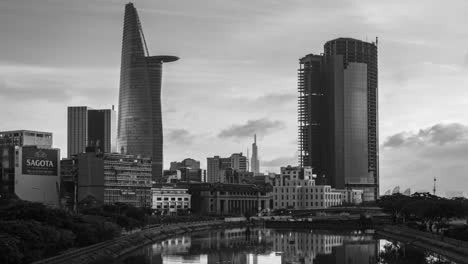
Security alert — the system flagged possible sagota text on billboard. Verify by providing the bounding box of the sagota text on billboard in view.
[22,147,58,176]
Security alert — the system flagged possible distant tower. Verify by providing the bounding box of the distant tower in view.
[251,134,260,174]
[433,177,437,196]
[246,147,250,172]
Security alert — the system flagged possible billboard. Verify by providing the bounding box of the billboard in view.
[22,147,58,176]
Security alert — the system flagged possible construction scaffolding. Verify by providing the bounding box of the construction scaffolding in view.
[297,54,324,172]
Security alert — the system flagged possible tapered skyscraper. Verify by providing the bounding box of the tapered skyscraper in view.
[117,3,178,181]
[298,38,378,201]
[251,134,260,174]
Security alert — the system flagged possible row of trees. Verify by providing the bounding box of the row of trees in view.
[0,196,217,264]
[377,193,468,237]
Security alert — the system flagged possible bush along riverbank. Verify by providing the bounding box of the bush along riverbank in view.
[0,197,220,264]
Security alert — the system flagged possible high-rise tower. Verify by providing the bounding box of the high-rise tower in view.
[117,3,178,182]
[251,134,260,174]
[298,38,378,201]
[67,106,116,157]
[298,54,325,179]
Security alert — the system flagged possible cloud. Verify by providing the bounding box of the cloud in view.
[166,129,195,145]
[382,123,468,148]
[380,123,468,197]
[218,118,285,139]
[262,155,297,168]
[253,93,296,106]
[0,63,118,103]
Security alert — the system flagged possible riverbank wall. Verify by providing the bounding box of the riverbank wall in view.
[32,220,248,264]
[376,225,468,264]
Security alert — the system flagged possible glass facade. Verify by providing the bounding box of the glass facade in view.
[343,63,369,185]
[117,3,178,181]
[297,38,379,201]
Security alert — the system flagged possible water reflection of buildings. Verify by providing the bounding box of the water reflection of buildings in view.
[332,234,379,264]
[273,231,342,264]
[134,228,273,264]
[123,229,378,264]
[273,231,378,264]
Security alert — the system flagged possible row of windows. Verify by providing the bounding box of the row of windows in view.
[276,194,327,200]
[275,200,341,207]
[155,205,189,209]
[274,187,327,193]
[152,190,187,194]
[155,197,189,201]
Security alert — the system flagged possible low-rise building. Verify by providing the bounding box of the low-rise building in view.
[273,166,362,210]
[170,158,201,171]
[151,186,191,214]
[0,130,53,148]
[336,189,363,205]
[0,145,60,206]
[74,150,152,207]
[207,153,248,183]
[183,182,273,215]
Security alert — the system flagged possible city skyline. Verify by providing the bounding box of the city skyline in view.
[1,0,468,195]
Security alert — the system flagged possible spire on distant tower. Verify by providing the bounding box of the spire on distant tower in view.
[251,134,260,174]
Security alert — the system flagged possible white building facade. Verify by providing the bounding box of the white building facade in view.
[152,187,191,214]
[273,166,362,210]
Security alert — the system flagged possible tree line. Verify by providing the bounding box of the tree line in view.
[377,192,468,240]
[0,195,216,264]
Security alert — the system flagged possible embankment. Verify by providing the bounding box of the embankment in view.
[376,225,468,264]
[32,220,243,264]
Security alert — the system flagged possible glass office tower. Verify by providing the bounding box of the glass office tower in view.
[117,3,178,181]
[298,38,378,201]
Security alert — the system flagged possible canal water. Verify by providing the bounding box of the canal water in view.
[119,227,458,264]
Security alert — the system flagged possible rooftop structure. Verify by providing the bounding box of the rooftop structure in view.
[0,130,53,148]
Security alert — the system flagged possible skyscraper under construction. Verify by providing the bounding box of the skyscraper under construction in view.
[298,38,378,201]
[117,3,178,181]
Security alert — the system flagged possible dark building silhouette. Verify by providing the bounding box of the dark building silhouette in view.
[298,38,379,201]
[117,3,178,181]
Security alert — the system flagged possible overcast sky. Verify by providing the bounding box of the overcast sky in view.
[1,0,467,196]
